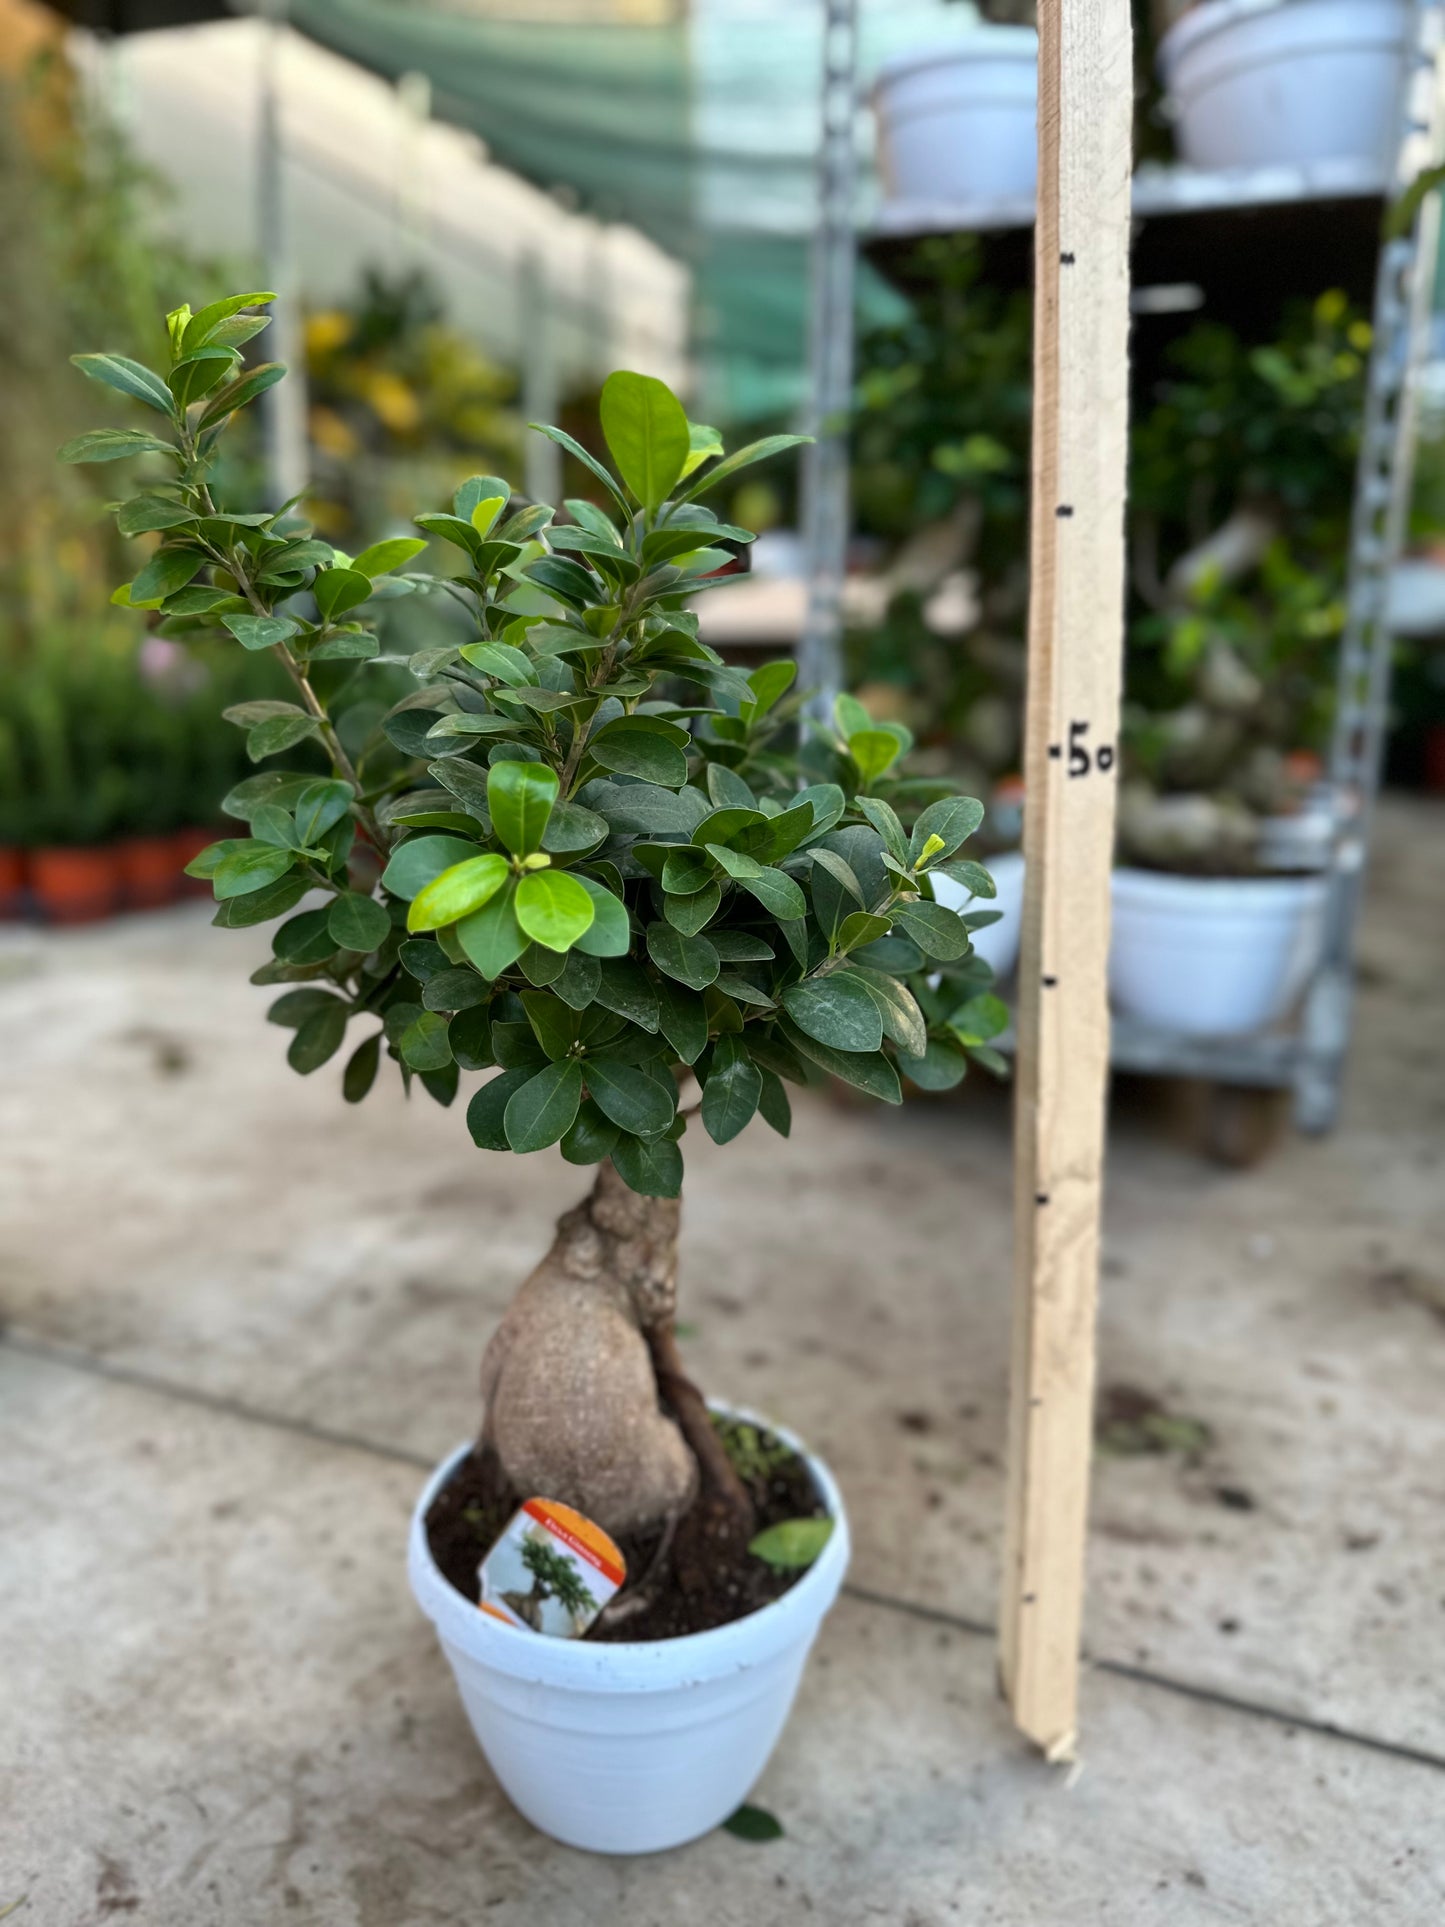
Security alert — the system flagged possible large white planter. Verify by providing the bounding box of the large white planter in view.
[1159,0,1410,171]
[408,1413,850,1855]
[1109,867,1329,1038]
[873,31,1038,205]
[930,849,1026,981]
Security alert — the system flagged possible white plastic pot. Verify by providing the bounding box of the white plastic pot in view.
[1109,867,1329,1038]
[872,30,1038,205]
[930,849,1026,981]
[408,1411,850,1855]
[1158,0,1410,171]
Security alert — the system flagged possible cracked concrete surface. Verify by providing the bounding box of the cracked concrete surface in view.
[2,796,1443,1922]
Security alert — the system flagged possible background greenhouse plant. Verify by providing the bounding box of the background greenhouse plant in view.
[62,291,1004,1561]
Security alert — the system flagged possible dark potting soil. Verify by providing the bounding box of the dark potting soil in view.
[425,1413,828,1643]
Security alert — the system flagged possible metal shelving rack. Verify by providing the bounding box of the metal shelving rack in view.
[797,0,1445,1149]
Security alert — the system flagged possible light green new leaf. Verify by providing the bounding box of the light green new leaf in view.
[181,291,276,355]
[353,536,428,578]
[457,885,526,979]
[848,728,903,785]
[407,853,509,932]
[313,567,373,620]
[599,369,690,510]
[380,834,481,901]
[748,1517,833,1570]
[571,875,631,956]
[213,842,294,900]
[515,869,596,952]
[489,760,559,857]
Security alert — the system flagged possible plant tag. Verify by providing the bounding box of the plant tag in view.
[477,1498,626,1638]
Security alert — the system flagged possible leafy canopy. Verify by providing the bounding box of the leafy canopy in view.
[64,293,1005,1198]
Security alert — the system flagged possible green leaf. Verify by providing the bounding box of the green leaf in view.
[181,291,276,354]
[710,930,775,962]
[949,992,1010,1045]
[131,547,206,604]
[897,1037,968,1091]
[489,760,559,858]
[849,966,928,1057]
[701,1034,762,1145]
[679,433,810,505]
[222,613,299,652]
[423,967,490,1013]
[313,567,372,620]
[353,536,428,578]
[274,908,337,963]
[781,973,883,1053]
[266,987,342,1028]
[585,1059,676,1138]
[457,884,526,980]
[552,948,603,1010]
[855,795,908,863]
[380,834,481,901]
[408,853,510,932]
[71,352,175,416]
[455,473,511,520]
[835,911,891,953]
[328,892,390,952]
[599,369,691,510]
[58,426,174,464]
[893,900,970,961]
[504,1060,584,1152]
[515,870,596,952]
[519,991,581,1060]
[848,728,903,785]
[595,959,660,1032]
[287,1001,347,1073]
[450,1006,498,1071]
[211,874,307,926]
[247,714,320,761]
[908,796,986,865]
[400,1009,453,1072]
[935,857,996,899]
[589,720,689,789]
[343,1032,381,1102]
[655,977,708,1064]
[748,1517,832,1570]
[213,842,294,900]
[560,1099,621,1165]
[663,879,720,936]
[115,495,197,537]
[721,1803,785,1843]
[571,875,631,956]
[580,780,691,834]
[293,779,353,846]
[736,865,806,921]
[466,1068,535,1150]
[610,1131,683,1198]
[529,421,631,517]
[198,360,285,429]
[742,658,796,720]
[646,921,719,991]
[757,1067,792,1136]
[780,1019,902,1103]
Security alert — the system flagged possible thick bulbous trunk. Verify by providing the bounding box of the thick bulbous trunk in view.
[479,1163,752,1547]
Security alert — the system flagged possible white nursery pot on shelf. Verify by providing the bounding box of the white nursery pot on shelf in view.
[1158,0,1410,172]
[930,849,1026,981]
[872,30,1038,205]
[1109,868,1329,1039]
[408,1411,849,1855]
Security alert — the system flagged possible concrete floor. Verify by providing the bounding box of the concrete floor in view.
[3,796,1444,1924]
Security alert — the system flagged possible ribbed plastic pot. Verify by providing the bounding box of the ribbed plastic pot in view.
[1109,867,1329,1038]
[408,1411,850,1855]
[1158,0,1409,170]
[872,29,1037,205]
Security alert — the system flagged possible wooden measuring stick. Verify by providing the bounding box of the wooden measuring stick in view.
[998,0,1134,1758]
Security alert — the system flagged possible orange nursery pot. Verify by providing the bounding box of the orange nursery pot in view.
[29,845,123,925]
[0,846,25,919]
[116,833,184,910]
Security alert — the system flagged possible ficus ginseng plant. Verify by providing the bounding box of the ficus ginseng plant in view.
[63,293,1007,1562]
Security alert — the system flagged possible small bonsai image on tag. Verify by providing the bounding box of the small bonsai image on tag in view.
[478,1498,626,1638]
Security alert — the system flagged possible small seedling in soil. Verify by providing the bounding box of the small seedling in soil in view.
[64,299,1001,1636]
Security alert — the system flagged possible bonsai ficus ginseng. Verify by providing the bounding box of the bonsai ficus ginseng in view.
[63,292,1005,1628]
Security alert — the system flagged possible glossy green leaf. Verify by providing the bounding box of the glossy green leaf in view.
[407,854,509,932]
[646,921,719,991]
[489,759,559,857]
[292,779,353,846]
[287,1001,347,1073]
[599,369,691,510]
[849,966,929,1057]
[504,1060,584,1152]
[655,977,708,1063]
[197,360,285,428]
[560,1099,621,1165]
[678,432,810,506]
[779,1019,902,1103]
[589,720,689,789]
[422,967,491,1013]
[585,1059,676,1138]
[515,869,596,951]
[780,972,883,1053]
[353,536,428,578]
[610,1131,683,1198]
[736,865,806,922]
[58,426,175,464]
[380,835,481,902]
[327,891,391,953]
[342,1032,381,1103]
[400,1009,453,1072]
[897,1037,969,1091]
[466,1068,534,1150]
[663,880,720,936]
[213,842,294,900]
[71,352,175,416]
[313,567,373,620]
[181,291,276,353]
[908,795,985,864]
[222,613,299,652]
[756,1068,792,1137]
[701,1034,762,1145]
[571,875,631,956]
[594,959,660,1032]
[457,884,526,979]
[893,899,970,961]
[131,547,206,604]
